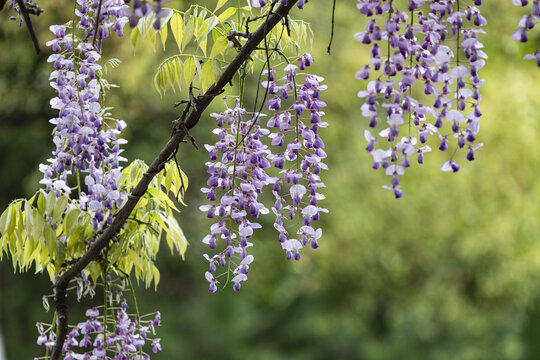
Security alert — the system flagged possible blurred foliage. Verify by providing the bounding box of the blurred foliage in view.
[1,1,540,360]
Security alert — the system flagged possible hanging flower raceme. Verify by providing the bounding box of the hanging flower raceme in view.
[200,100,274,293]
[265,54,328,261]
[40,0,129,229]
[511,0,540,66]
[355,0,486,197]
[36,275,162,359]
[200,54,328,292]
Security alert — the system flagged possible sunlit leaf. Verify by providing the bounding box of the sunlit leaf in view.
[170,12,184,52]
[130,26,139,47]
[210,35,229,58]
[183,56,196,87]
[200,61,215,93]
[182,14,195,49]
[218,7,236,23]
[214,0,228,12]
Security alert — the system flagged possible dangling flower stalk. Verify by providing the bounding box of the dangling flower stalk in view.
[356,0,486,197]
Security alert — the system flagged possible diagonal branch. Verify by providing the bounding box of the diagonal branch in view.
[15,0,40,54]
[51,1,299,358]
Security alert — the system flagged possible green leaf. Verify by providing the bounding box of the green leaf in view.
[52,196,68,224]
[218,7,236,23]
[37,192,45,214]
[45,191,56,215]
[212,59,223,84]
[44,225,56,255]
[54,240,66,267]
[170,12,184,52]
[194,56,202,83]
[174,58,183,89]
[64,209,80,237]
[210,35,229,58]
[200,61,214,93]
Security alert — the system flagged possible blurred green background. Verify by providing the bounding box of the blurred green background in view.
[2,1,540,359]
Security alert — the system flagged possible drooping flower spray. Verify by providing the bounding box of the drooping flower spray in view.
[200,54,328,292]
[36,1,165,357]
[41,0,130,228]
[356,0,486,197]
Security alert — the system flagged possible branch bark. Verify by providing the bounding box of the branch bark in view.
[51,1,299,358]
[15,0,40,54]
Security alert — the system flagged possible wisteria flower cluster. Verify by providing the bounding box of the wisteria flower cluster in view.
[200,54,328,293]
[265,55,328,261]
[36,275,162,359]
[200,100,273,293]
[355,0,486,197]
[40,0,130,229]
[512,0,540,66]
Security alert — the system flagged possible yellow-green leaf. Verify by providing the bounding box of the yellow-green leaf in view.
[0,204,12,235]
[164,165,173,194]
[183,56,196,87]
[199,36,208,56]
[37,192,45,214]
[154,71,162,95]
[174,58,183,89]
[218,7,236,23]
[210,35,229,58]
[130,27,139,47]
[152,264,160,289]
[160,21,168,50]
[215,0,228,12]
[182,15,195,49]
[170,12,183,52]
[200,61,214,92]
[164,61,173,90]
[128,248,141,270]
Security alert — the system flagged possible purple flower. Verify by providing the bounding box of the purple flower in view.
[356,0,486,197]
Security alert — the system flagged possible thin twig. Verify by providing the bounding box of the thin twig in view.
[327,0,337,54]
[92,0,104,48]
